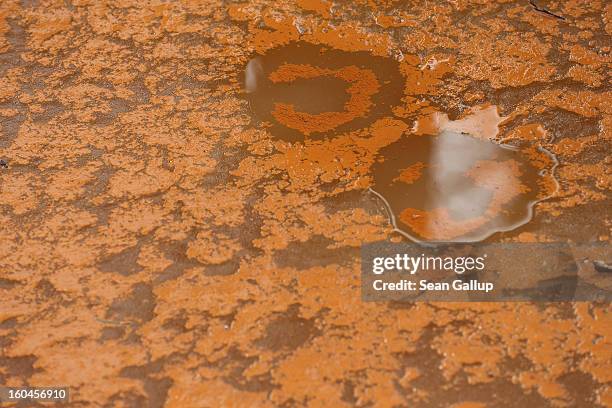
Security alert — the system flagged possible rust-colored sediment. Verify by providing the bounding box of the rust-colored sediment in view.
[0,0,610,407]
[394,162,425,185]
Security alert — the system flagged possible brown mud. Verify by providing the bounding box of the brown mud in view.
[0,0,610,407]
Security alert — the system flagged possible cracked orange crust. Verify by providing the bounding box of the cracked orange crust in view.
[0,0,610,407]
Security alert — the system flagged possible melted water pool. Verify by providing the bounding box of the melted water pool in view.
[370,108,558,242]
[245,42,404,141]
[372,131,552,242]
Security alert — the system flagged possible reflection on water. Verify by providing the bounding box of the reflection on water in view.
[413,105,506,140]
[245,57,263,94]
[371,107,557,242]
